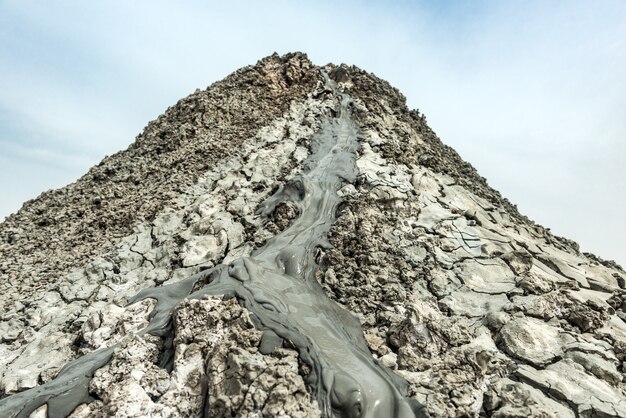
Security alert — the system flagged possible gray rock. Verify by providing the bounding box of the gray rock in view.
[516,360,626,417]
[498,317,563,367]
[485,378,575,418]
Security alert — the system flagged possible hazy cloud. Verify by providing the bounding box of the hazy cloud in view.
[1,0,624,265]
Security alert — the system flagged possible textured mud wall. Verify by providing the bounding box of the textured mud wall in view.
[1,54,626,417]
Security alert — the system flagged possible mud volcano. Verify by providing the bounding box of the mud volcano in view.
[1,53,625,417]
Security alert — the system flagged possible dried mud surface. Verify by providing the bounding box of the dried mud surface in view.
[1,54,625,417]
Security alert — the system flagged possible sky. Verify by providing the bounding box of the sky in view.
[0,0,625,266]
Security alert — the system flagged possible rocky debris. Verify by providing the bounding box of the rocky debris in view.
[201,299,320,418]
[1,53,626,417]
[69,297,319,418]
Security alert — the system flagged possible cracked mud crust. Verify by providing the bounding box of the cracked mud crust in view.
[0,52,318,308]
[1,53,626,417]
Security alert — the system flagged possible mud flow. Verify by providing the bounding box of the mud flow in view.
[0,74,424,418]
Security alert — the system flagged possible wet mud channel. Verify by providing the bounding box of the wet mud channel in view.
[0,75,424,418]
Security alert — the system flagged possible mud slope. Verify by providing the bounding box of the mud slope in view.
[1,53,625,417]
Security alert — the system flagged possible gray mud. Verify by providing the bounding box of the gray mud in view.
[0,75,423,418]
[0,348,113,418]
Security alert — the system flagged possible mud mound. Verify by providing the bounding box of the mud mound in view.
[1,53,625,417]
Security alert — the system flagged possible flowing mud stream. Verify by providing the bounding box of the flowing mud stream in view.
[0,75,425,418]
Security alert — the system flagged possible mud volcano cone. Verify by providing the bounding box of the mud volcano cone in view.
[1,53,625,418]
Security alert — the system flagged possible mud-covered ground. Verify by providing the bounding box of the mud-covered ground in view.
[1,53,625,417]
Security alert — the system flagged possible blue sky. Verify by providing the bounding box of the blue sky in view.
[1,0,625,265]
